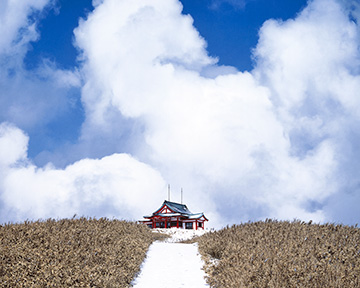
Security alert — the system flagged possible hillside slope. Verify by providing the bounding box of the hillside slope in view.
[0,218,164,287]
[197,220,360,287]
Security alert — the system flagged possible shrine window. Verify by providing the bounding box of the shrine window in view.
[185,222,193,229]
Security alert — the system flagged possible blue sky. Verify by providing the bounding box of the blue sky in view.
[1,0,360,227]
[26,1,308,70]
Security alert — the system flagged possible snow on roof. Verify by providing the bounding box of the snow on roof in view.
[187,213,206,219]
[156,213,182,217]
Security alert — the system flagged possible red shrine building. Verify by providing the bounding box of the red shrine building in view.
[140,200,208,230]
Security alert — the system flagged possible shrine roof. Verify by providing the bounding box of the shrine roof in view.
[163,200,192,215]
[187,213,207,219]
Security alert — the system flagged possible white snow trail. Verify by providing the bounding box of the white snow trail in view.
[131,241,209,288]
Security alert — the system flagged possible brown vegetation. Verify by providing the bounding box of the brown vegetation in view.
[197,220,360,288]
[0,217,165,287]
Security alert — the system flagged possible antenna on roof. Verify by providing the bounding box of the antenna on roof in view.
[168,184,170,201]
[181,187,183,204]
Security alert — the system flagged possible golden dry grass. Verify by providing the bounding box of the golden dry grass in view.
[0,217,164,287]
[197,220,360,288]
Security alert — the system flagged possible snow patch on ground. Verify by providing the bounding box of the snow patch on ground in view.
[131,228,210,287]
[131,242,209,288]
[152,228,209,243]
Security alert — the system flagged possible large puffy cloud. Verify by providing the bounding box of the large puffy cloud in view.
[71,0,357,227]
[0,123,166,222]
[255,0,360,119]
[254,0,360,224]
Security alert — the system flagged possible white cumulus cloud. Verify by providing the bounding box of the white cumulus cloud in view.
[71,0,358,227]
[0,123,166,222]
[254,0,360,224]
[0,123,28,167]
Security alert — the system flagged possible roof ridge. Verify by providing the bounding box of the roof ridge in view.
[164,200,185,205]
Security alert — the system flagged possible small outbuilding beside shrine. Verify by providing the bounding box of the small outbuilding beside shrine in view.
[140,200,208,230]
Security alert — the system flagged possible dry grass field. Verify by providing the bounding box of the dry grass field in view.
[0,217,166,287]
[2,218,359,287]
[197,220,360,287]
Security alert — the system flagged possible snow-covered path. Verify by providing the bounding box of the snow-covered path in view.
[131,241,209,288]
